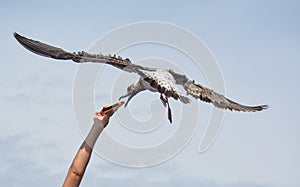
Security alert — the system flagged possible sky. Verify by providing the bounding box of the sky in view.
[1,0,300,187]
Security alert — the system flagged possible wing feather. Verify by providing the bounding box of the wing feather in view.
[184,80,268,112]
[14,32,135,71]
[168,70,268,112]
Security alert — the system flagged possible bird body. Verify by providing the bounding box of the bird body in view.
[14,32,268,123]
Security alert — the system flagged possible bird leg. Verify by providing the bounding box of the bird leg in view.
[160,94,172,123]
[160,94,167,107]
[166,97,172,124]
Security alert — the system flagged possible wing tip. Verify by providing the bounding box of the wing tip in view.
[246,104,269,112]
[13,32,20,37]
[261,105,269,110]
[13,32,23,42]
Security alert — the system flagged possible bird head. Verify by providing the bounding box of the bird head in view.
[119,81,140,107]
[127,83,136,93]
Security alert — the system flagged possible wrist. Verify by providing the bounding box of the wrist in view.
[93,117,108,128]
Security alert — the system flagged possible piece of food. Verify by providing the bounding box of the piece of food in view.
[101,101,124,114]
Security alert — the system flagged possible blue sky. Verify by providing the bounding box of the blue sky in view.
[1,0,300,187]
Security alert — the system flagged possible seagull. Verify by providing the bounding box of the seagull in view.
[14,32,268,123]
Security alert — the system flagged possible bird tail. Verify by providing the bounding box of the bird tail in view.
[179,95,190,104]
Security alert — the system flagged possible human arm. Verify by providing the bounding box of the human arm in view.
[62,101,123,187]
[62,112,110,187]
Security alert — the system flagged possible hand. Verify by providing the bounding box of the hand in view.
[94,110,114,128]
[94,101,124,128]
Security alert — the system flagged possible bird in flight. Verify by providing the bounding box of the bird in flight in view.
[14,32,268,123]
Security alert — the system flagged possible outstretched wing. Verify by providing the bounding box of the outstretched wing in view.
[168,70,268,112]
[14,32,148,72]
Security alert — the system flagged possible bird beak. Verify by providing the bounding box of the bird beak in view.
[119,92,131,100]
[119,91,137,107]
[119,91,133,107]
[124,93,136,107]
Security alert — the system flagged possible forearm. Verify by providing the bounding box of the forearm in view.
[62,118,105,187]
[85,118,105,149]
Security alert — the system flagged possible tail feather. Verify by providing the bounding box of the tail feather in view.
[179,95,190,104]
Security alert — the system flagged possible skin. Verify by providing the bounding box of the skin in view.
[62,110,113,187]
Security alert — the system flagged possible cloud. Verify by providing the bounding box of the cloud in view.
[80,158,277,187]
[81,161,277,187]
[0,132,62,187]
